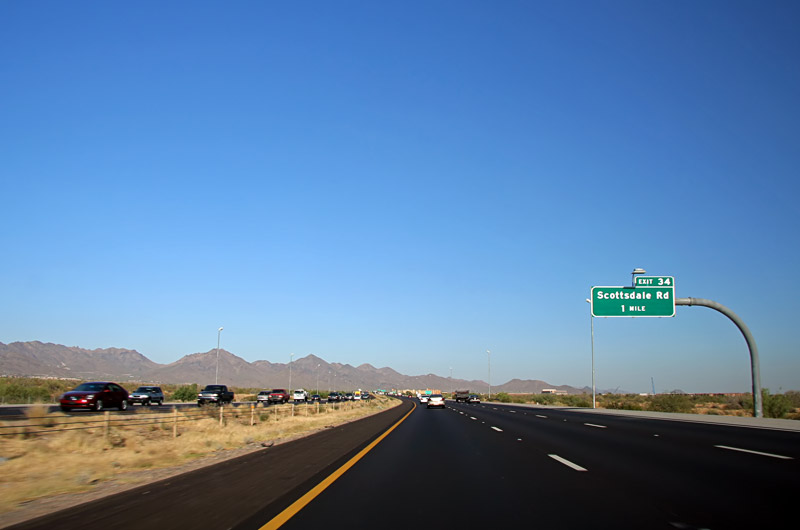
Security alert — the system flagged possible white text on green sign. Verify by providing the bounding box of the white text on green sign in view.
[591,286,676,317]
[635,276,674,287]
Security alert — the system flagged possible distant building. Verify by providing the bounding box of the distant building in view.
[541,388,568,395]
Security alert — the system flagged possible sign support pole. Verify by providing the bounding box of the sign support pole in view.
[676,297,762,418]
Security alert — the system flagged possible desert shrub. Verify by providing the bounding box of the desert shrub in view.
[564,396,591,408]
[494,392,512,403]
[784,391,800,408]
[763,390,793,419]
[605,400,643,411]
[535,394,557,405]
[173,383,199,402]
[0,380,53,404]
[649,394,693,413]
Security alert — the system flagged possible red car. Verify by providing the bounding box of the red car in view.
[267,388,290,404]
[59,382,130,411]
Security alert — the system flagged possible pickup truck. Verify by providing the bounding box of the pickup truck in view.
[197,384,234,406]
[454,390,470,403]
[268,388,290,404]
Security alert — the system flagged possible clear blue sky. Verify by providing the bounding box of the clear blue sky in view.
[2,1,798,393]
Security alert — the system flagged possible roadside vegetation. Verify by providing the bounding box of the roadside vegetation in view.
[462,390,800,419]
[0,395,399,516]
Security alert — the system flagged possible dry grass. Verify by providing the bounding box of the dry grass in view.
[0,398,399,516]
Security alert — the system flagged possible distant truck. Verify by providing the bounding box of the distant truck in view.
[197,384,234,406]
[454,390,470,403]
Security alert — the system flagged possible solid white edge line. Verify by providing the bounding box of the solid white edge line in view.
[548,454,587,471]
[584,423,607,428]
[714,445,793,460]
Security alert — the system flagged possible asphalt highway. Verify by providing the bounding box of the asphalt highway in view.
[6,398,797,529]
[264,400,798,529]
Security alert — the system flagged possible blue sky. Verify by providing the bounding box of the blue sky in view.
[2,1,798,393]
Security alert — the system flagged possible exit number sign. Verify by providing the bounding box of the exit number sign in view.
[591,276,675,317]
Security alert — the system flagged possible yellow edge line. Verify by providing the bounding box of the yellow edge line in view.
[259,401,416,530]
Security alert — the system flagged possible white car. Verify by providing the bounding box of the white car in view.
[427,394,445,408]
[293,389,309,402]
[419,395,430,404]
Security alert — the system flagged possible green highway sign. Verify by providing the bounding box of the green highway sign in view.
[591,277,675,317]
[634,276,674,287]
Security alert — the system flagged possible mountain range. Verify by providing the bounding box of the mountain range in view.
[0,341,590,394]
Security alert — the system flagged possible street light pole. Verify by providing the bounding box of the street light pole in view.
[486,350,491,400]
[289,352,294,392]
[586,299,596,408]
[215,326,224,385]
[316,363,321,394]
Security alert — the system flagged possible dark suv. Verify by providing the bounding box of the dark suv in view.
[128,386,165,406]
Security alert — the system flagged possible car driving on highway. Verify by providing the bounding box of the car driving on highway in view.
[468,394,481,403]
[427,394,445,408]
[419,395,429,404]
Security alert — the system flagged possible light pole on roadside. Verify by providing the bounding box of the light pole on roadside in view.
[586,299,596,408]
[486,350,491,400]
[289,352,294,392]
[316,363,321,394]
[215,326,224,385]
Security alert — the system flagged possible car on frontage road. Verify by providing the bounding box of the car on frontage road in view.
[128,386,165,406]
[257,391,271,405]
[60,382,129,412]
[268,389,290,404]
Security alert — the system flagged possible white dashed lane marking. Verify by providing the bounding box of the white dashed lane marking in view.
[548,454,587,472]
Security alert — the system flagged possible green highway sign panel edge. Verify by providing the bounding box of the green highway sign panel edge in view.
[634,276,674,287]
[591,285,676,317]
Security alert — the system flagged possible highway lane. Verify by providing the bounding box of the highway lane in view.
[262,400,798,529]
[5,400,414,530]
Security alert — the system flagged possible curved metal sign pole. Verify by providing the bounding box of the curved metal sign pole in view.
[676,297,763,418]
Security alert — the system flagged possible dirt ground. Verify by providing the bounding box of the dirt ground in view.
[1,420,342,528]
